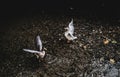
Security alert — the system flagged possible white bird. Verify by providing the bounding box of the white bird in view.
[64,19,77,42]
[23,35,45,58]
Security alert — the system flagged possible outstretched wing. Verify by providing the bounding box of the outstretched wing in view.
[23,49,40,54]
[36,35,42,51]
[68,19,74,34]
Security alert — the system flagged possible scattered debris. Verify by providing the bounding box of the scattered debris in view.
[111,40,117,44]
[103,39,110,45]
[110,59,115,64]
[100,57,104,62]
[83,45,87,50]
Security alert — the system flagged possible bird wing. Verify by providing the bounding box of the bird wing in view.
[68,19,74,34]
[23,49,40,54]
[36,35,42,51]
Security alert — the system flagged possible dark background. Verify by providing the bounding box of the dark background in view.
[0,0,120,21]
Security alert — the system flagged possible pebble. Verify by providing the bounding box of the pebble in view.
[110,59,115,64]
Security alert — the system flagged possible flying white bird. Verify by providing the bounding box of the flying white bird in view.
[23,35,45,58]
[64,19,77,42]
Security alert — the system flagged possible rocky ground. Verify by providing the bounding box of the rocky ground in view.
[0,14,120,77]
